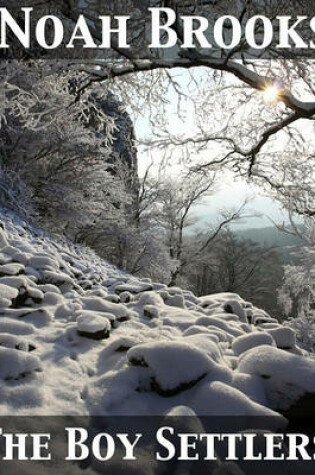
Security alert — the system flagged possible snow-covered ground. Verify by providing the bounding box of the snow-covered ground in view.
[0,207,314,426]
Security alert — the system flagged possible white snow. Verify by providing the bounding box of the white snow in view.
[29,255,57,269]
[164,293,185,308]
[0,317,36,335]
[231,373,267,405]
[0,333,32,351]
[0,229,8,248]
[182,334,223,362]
[143,304,160,319]
[77,314,111,333]
[135,291,164,306]
[0,206,311,431]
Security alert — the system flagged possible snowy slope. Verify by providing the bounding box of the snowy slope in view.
[0,207,314,424]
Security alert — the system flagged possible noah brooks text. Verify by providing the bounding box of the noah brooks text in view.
[2,7,315,51]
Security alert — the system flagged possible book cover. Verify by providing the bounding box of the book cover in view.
[0,1,314,473]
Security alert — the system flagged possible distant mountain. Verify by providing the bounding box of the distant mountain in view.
[236,226,302,263]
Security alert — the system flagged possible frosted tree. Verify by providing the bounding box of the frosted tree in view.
[277,218,315,349]
[137,166,248,285]
[1,62,133,236]
[279,220,315,315]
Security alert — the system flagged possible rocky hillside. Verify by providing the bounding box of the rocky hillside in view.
[0,207,314,426]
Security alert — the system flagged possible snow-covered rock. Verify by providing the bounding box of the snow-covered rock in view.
[0,347,41,380]
[114,281,153,294]
[182,334,223,362]
[238,345,315,410]
[0,229,8,248]
[127,341,219,396]
[232,332,276,356]
[81,297,131,322]
[77,314,111,340]
[0,333,35,352]
[223,299,247,323]
[0,263,25,276]
[135,291,164,307]
[143,304,160,319]
[0,282,19,307]
[266,327,296,350]
[191,380,286,424]
[196,315,244,338]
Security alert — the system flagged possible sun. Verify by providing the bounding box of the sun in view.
[263,85,280,104]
